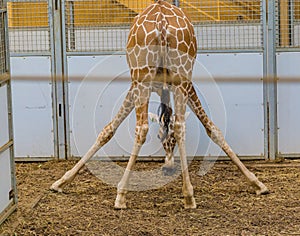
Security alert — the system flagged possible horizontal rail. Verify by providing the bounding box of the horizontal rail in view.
[0,201,17,226]
[0,74,10,86]
[68,155,264,162]
[0,140,13,155]
[9,76,300,82]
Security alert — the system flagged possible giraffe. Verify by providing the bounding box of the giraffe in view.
[50,0,269,209]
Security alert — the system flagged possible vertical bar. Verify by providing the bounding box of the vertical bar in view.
[50,0,68,159]
[262,0,268,159]
[4,0,18,207]
[49,0,59,159]
[61,0,70,159]
[263,0,278,160]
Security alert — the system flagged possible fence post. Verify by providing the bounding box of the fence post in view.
[263,0,278,160]
[50,0,70,159]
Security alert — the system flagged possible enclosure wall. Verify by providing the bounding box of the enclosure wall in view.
[7,0,300,160]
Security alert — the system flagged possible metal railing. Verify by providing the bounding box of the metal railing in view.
[64,0,264,52]
[7,0,50,53]
[6,0,300,53]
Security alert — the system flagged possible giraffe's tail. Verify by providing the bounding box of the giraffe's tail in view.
[157,88,172,142]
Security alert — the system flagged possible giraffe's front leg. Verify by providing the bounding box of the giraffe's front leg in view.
[50,88,134,193]
[50,123,116,192]
[115,88,150,209]
[114,124,149,209]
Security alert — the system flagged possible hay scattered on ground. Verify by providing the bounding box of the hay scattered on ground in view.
[1,159,300,235]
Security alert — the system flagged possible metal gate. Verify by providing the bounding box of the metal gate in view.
[7,0,300,160]
[8,0,66,160]
[0,0,17,225]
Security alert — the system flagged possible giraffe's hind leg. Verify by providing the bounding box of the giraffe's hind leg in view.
[50,87,135,193]
[187,83,269,195]
[114,85,151,209]
[173,83,196,209]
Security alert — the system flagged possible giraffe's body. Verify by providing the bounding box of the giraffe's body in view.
[51,0,268,209]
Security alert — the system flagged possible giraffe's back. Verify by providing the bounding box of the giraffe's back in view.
[126,0,197,82]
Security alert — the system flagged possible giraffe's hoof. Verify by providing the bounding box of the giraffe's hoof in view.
[114,194,127,209]
[255,186,270,195]
[114,202,127,210]
[50,182,63,193]
[183,196,197,209]
[162,166,177,176]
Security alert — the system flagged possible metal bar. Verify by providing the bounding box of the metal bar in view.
[14,155,265,162]
[69,155,265,162]
[61,0,70,159]
[10,52,52,57]
[49,0,59,159]
[262,0,268,160]
[65,49,264,57]
[277,47,300,52]
[5,4,18,206]
[263,0,278,160]
[1,2,18,218]
[0,202,17,226]
[0,140,13,154]
[0,73,9,85]
[50,0,68,159]
[277,153,300,159]
[15,157,54,162]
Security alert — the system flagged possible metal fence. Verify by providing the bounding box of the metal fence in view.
[0,12,6,74]
[64,0,264,52]
[6,0,300,53]
[7,0,50,53]
[6,0,265,53]
[276,0,300,48]
[7,0,300,53]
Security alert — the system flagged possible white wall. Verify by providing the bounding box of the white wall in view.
[68,53,264,158]
[10,57,54,158]
[277,52,300,155]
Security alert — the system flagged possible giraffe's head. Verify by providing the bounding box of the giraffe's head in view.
[149,111,191,142]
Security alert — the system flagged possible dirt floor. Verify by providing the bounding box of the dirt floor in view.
[0,159,300,236]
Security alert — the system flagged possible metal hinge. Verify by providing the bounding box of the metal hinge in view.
[9,189,15,200]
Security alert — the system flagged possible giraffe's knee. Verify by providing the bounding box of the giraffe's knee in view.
[136,124,149,145]
[174,121,185,141]
[97,123,115,146]
[207,126,225,147]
